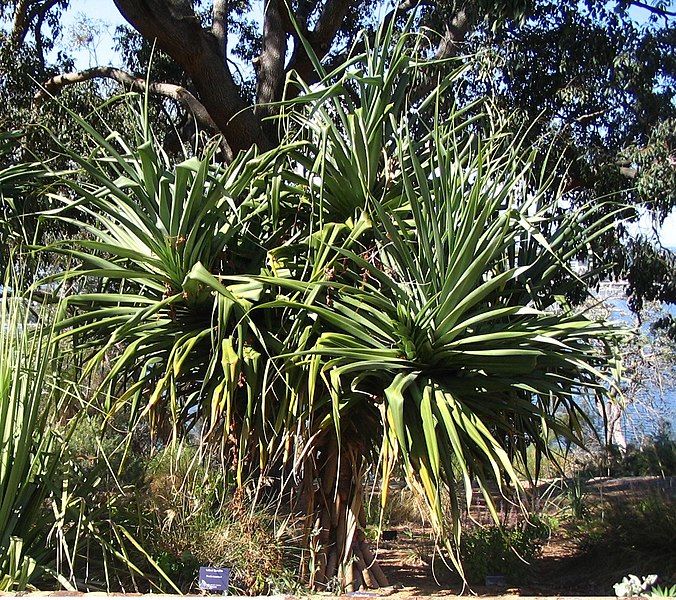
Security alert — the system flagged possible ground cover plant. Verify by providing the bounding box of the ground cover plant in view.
[138,443,301,594]
[576,491,676,584]
[458,519,551,584]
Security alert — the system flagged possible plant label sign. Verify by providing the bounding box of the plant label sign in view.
[199,566,230,592]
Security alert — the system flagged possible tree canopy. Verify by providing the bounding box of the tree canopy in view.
[1,0,674,329]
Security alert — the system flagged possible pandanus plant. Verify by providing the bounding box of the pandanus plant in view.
[39,24,625,591]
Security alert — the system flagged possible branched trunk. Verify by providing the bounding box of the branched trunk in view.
[112,0,269,154]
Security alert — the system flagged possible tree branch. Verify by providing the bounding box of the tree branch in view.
[212,0,228,61]
[313,0,353,52]
[33,0,61,73]
[10,0,31,47]
[10,0,62,47]
[627,0,676,18]
[113,0,268,154]
[35,66,219,131]
[255,0,288,119]
[286,0,353,85]
[434,1,477,59]
[294,0,422,91]
[295,0,314,26]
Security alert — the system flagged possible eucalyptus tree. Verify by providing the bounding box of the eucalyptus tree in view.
[35,23,629,590]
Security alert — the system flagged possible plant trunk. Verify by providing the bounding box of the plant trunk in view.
[302,437,389,591]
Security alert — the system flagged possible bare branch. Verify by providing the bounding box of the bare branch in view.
[35,66,219,131]
[286,0,353,84]
[255,0,287,106]
[293,0,422,91]
[434,2,477,60]
[112,0,268,153]
[10,0,32,47]
[627,0,676,18]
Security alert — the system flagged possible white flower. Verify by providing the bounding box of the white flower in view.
[613,574,659,597]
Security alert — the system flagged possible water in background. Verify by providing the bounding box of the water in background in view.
[603,292,676,443]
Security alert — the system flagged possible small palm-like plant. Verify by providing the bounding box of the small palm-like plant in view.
[248,103,625,587]
[38,25,626,591]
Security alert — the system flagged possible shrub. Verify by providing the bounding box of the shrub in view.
[576,492,676,586]
[573,424,676,478]
[34,21,628,589]
[459,518,552,584]
[601,494,675,556]
[620,426,676,477]
[650,583,676,597]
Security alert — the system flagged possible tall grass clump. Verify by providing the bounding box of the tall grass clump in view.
[0,277,65,590]
[139,444,302,594]
[0,274,180,593]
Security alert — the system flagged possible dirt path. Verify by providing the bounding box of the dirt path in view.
[373,476,675,597]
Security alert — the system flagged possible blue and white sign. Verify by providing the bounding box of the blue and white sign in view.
[199,566,230,592]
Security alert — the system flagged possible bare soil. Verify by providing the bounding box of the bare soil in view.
[372,476,675,597]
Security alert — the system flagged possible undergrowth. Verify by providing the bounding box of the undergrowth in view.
[459,517,553,584]
[63,420,303,594]
[574,492,676,587]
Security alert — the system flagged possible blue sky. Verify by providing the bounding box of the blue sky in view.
[60,1,676,246]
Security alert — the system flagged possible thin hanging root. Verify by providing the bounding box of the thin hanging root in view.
[335,496,347,561]
[360,540,389,587]
[302,484,317,583]
[315,509,331,584]
[320,506,331,546]
[358,499,367,528]
[333,490,343,528]
[353,563,364,592]
[321,436,339,493]
[315,550,327,586]
[345,560,357,593]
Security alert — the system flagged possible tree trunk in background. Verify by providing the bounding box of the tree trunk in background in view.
[607,401,627,453]
[112,0,269,154]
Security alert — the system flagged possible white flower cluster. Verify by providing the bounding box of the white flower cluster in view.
[613,574,659,597]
